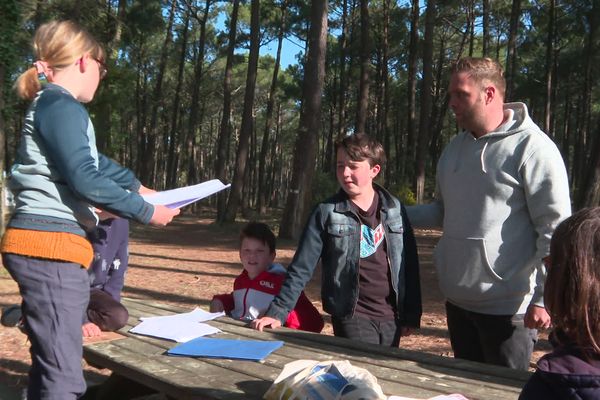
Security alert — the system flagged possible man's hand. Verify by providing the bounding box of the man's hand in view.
[250,316,282,332]
[82,322,102,338]
[524,304,551,329]
[209,299,224,313]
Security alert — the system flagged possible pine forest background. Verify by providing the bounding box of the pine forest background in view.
[0,0,599,238]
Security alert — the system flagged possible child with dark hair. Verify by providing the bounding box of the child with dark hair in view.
[519,207,600,399]
[210,222,324,333]
[252,133,421,347]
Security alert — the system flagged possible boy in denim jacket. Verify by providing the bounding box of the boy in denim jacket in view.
[252,133,421,346]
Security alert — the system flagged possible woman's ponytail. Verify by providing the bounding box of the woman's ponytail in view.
[15,67,42,101]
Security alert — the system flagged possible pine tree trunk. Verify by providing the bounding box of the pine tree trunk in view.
[414,0,436,204]
[405,0,419,180]
[215,0,240,221]
[337,0,349,138]
[258,0,286,215]
[224,0,261,222]
[482,0,490,56]
[576,2,599,208]
[355,0,370,134]
[186,0,212,187]
[543,0,556,135]
[167,11,190,188]
[279,0,328,239]
[140,0,177,187]
[381,0,391,186]
[506,0,521,101]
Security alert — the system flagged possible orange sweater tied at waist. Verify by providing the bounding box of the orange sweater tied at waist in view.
[1,228,93,268]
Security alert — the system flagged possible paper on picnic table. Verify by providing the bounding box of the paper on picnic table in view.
[129,308,225,343]
[142,179,231,209]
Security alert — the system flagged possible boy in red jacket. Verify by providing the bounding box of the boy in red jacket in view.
[210,222,324,333]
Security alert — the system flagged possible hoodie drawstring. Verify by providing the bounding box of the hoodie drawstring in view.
[480,140,488,173]
[453,132,489,174]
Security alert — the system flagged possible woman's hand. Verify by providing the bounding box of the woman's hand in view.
[138,185,157,195]
[149,205,180,226]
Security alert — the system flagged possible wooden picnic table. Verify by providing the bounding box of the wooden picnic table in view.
[83,297,531,400]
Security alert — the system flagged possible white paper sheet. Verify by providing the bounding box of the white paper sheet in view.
[142,179,231,209]
[130,319,221,342]
[140,308,225,323]
[129,308,225,342]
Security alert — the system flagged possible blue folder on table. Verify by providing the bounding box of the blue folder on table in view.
[167,337,284,361]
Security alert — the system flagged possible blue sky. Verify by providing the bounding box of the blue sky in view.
[217,0,421,70]
[259,36,303,69]
[215,11,301,69]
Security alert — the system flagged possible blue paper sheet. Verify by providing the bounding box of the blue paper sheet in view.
[167,337,284,361]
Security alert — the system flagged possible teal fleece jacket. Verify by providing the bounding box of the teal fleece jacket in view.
[8,83,153,236]
[407,102,571,315]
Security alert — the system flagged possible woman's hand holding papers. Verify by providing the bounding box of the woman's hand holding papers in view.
[149,204,180,226]
[251,316,282,331]
[138,185,156,195]
[139,185,180,226]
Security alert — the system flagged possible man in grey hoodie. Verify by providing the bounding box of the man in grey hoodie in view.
[407,57,571,370]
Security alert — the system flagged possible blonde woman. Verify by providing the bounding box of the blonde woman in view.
[1,20,178,399]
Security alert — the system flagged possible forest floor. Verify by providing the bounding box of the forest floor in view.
[0,209,551,398]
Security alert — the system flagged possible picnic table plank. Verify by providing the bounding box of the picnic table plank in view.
[82,298,530,400]
[85,337,273,399]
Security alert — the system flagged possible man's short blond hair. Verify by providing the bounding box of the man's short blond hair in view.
[451,57,506,100]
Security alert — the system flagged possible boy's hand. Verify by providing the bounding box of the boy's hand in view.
[210,299,224,313]
[250,316,281,331]
[82,322,102,337]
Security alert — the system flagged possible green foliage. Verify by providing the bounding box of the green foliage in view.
[389,183,417,206]
[0,1,20,72]
[124,0,164,43]
[0,0,22,162]
[311,171,338,204]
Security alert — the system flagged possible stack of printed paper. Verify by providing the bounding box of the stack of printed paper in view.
[142,179,231,209]
[129,308,225,343]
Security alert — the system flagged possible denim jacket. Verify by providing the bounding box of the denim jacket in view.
[266,185,422,328]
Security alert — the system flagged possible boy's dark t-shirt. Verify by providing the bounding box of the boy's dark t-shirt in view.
[351,190,396,321]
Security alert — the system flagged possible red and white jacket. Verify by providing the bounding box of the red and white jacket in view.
[212,264,324,333]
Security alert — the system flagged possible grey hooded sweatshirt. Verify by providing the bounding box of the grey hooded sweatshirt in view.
[407,102,571,315]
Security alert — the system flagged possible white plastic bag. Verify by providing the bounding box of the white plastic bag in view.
[264,359,387,400]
